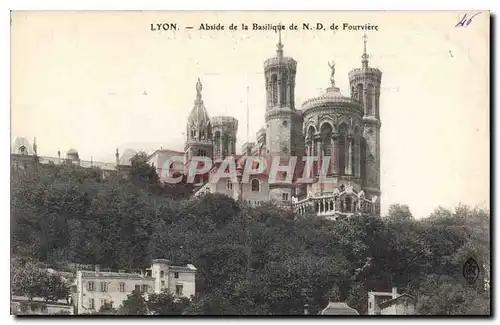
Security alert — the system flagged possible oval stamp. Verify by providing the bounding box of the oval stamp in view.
[463,257,480,284]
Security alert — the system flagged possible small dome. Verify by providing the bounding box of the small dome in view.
[12,137,33,155]
[119,148,137,165]
[66,148,79,161]
[301,86,359,112]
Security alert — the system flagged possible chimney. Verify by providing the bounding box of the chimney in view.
[392,287,398,298]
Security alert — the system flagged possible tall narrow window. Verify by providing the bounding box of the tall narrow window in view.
[87,281,95,292]
[119,282,125,292]
[227,179,233,190]
[367,84,375,116]
[320,123,333,157]
[271,75,278,105]
[176,284,183,295]
[89,298,95,310]
[100,282,108,292]
[251,179,260,192]
[338,136,346,175]
[280,72,288,105]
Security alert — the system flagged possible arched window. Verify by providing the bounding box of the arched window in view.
[320,123,333,156]
[357,84,364,103]
[251,179,260,192]
[338,124,347,174]
[271,74,278,105]
[366,84,375,116]
[191,128,196,138]
[19,146,26,155]
[280,72,288,105]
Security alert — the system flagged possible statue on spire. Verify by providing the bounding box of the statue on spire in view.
[196,78,203,99]
[328,60,336,87]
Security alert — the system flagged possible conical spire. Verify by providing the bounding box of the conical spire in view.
[33,137,37,156]
[362,33,369,69]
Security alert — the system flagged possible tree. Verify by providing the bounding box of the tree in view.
[117,289,148,315]
[147,290,191,315]
[129,151,159,185]
[93,301,117,315]
[385,204,414,222]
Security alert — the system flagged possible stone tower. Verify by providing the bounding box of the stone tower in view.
[185,78,213,162]
[211,116,238,160]
[348,34,382,213]
[263,30,304,202]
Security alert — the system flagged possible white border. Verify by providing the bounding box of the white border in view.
[2,1,498,325]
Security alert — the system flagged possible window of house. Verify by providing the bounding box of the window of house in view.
[176,284,183,295]
[134,284,141,293]
[369,302,372,309]
[227,180,233,190]
[89,298,95,310]
[251,179,260,192]
[160,270,165,277]
[119,282,125,292]
[100,282,108,292]
[141,284,149,293]
[174,272,179,279]
[87,281,95,291]
[161,280,165,286]
[100,299,106,308]
[282,193,289,201]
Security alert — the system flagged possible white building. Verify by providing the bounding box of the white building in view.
[367,287,416,315]
[73,259,196,314]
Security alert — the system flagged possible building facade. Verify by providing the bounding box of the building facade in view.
[367,287,416,315]
[11,34,383,219]
[73,259,196,314]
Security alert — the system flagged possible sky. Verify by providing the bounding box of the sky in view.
[10,11,490,218]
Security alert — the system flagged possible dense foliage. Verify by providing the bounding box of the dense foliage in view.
[11,160,490,315]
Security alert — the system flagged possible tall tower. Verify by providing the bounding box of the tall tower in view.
[211,116,238,160]
[263,29,304,202]
[348,34,382,213]
[185,78,213,162]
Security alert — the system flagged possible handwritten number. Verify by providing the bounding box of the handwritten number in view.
[455,12,481,27]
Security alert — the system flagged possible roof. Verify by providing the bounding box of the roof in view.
[12,137,33,155]
[79,270,154,280]
[187,79,210,129]
[378,294,416,309]
[301,86,361,112]
[319,302,360,315]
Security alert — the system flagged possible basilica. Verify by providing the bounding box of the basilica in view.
[11,33,382,219]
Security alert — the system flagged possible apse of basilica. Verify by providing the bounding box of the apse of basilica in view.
[11,33,382,220]
[186,33,382,219]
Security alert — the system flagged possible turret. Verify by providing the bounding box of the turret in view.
[348,34,382,214]
[185,78,213,161]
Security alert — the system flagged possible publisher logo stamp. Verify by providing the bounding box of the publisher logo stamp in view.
[463,257,480,284]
